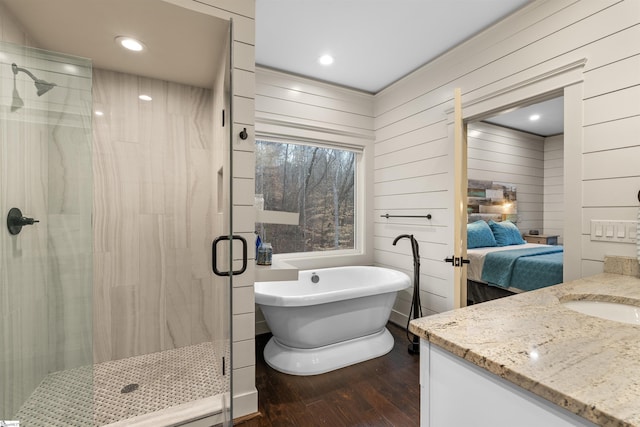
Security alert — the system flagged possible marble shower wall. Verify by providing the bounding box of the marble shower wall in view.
[92,68,219,364]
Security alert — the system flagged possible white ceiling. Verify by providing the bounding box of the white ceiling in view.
[484,97,564,137]
[256,0,534,94]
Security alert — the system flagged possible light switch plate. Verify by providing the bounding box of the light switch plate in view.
[590,220,637,243]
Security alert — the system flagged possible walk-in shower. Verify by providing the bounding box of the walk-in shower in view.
[1,0,235,425]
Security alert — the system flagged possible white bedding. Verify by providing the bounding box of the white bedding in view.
[466,243,553,283]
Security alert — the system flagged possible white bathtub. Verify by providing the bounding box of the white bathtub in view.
[255,266,411,375]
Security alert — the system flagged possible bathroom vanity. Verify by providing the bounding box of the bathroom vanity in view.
[410,272,640,427]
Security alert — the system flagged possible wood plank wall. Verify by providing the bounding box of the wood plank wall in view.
[467,122,545,235]
[374,0,640,315]
[255,68,375,148]
[544,134,564,242]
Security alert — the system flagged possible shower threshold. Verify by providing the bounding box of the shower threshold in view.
[102,394,227,427]
[15,341,229,427]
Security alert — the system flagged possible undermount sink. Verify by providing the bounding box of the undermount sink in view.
[562,299,640,325]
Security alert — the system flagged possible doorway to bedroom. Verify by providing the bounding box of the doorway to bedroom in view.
[461,93,566,306]
[467,95,565,243]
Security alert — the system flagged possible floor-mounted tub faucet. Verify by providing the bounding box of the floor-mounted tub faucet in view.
[392,234,422,354]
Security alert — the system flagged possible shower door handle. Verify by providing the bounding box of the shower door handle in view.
[212,235,248,277]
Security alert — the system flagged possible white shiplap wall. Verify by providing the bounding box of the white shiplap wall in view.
[255,68,375,150]
[468,122,545,234]
[544,134,564,242]
[374,0,640,317]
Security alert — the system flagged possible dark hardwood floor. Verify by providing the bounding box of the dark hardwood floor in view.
[235,322,420,427]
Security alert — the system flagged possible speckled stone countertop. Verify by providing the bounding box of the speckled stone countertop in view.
[409,273,640,427]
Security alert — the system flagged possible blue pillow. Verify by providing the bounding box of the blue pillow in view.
[467,221,497,249]
[488,220,525,246]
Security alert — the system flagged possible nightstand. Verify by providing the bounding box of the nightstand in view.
[523,234,558,245]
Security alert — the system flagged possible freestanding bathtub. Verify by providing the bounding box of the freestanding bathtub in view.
[255,266,411,375]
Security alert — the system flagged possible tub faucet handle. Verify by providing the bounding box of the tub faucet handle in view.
[311,273,319,284]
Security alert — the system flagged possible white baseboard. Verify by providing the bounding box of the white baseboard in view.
[389,309,409,329]
[233,388,258,419]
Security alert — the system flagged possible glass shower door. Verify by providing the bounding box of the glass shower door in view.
[0,41,94,425]
[212,19,235,425]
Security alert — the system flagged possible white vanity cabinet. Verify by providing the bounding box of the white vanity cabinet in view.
[419,340,597,427]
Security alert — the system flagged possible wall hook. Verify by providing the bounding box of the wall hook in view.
[239,128,248,140]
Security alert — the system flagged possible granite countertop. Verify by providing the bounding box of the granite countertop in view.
[409,272,640,427]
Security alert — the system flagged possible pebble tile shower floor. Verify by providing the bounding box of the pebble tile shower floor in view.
[15,342,228,426]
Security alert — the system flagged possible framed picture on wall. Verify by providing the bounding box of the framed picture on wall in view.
[467,180,517,223]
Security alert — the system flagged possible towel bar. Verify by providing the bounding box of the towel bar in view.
[381,213,432,220]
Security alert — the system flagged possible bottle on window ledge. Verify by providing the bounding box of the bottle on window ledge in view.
[257,242,272,266]
[255,233,261,260]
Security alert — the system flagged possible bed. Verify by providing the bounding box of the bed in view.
[467,243,564,304]
[465,220,563,305]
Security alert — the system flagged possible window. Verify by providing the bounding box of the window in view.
[255,139,357,255]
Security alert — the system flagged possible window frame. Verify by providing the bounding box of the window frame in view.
[254,135,366,262]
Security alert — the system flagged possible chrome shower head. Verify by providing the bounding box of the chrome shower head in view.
[11,63,57,97]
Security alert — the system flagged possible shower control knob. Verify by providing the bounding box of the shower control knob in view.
[7,207,39,235]
[19,217,39,225]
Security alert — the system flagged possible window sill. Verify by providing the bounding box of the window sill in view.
[255,209,299,225]
[254,259,298,282]
[269,249,370,272]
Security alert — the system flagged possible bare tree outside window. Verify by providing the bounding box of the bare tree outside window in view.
[255,140,356,254]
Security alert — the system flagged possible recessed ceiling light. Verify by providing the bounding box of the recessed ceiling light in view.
[318,54,334,66]
[529,114,541,121]
[94,110,104,116]
[116,36,145,52]
[139,94,152,101]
